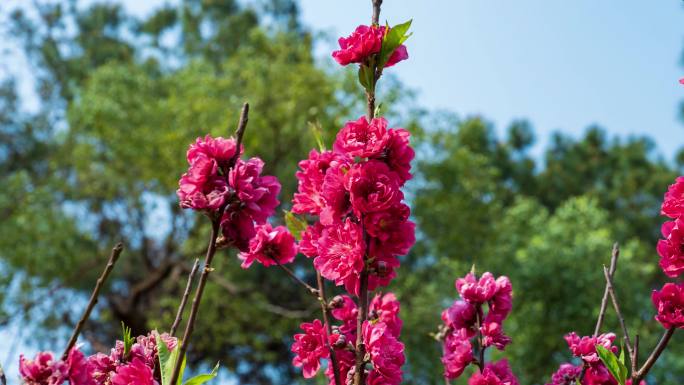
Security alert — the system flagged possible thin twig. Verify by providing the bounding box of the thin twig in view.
[602,266,634,359]
[317,272,342,385]
[633,328,675,383]
[0,363,6,385]
[632,334,639,376]
[62,243,124,359]
[170,258,200,337]
[352,266,370,385]
[594,243,620,336]
[371,0,382,25]
[228,103,249,169]
[271,256,319,297]
[169,103,250,385]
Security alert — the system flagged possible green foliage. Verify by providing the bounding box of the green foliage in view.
[378,20,412,68]
[596,344,627,385]
[284,211,308,241]
[157,335,186,385]
[122,322,134,359]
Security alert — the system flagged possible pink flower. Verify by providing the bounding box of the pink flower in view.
[384,44,409,68]
[442,300,478,335]
[186,135,241,166]
[367,253,401,291]
[334,116,389,158]
[332,25,384,65]
[238,224,297,268]
[111,358,158,385]
[369,292,403,337]
[546,363,581,385]
[564,332,617,363]
[661,176,684,219]
[326,348,355,385]
[369,218,415,258]
[345,160,402,217]
[314,218,366,294]
[177,153,229,211]
[292,319,330,378]
[229,157,281,224]
[66,348,95,385]
[330,295,358,338]
[220,210,258,252]
[293,150,343,216]
[652,282,684,329]
[481,322,512,351]
[657,219,684,278]
[88,352,117,385]
[363,203,410,241]
[364,321,405,385]
[468,359,519,385]
[680,78,684,85]
[371,128,414,185]
[19,351,68,385]
[583,364,617,385]
[319,159,353,226]
[129,331,177,370]
[441,332,473,380]
[486,276,513,323]
[299,222,324,258]
[456,272,498,304]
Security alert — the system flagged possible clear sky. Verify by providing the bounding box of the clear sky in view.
[118,0,684,159]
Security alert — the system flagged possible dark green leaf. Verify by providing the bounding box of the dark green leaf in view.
[358,64,374,92]
[596,344,627,385]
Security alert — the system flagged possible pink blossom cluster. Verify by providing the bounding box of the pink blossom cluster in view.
[293,116,415,295]
[332,25,408,68]
[177,135,281,251]
[653,177,684,329]
[545,333,646,385]
[291,293,404,385]
[19,331,176,385]
[440,272,517,384]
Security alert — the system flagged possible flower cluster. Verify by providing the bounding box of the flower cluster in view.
[332,25,408,68]
[177,135,281,251]
[293,115,415,295]
[440,272,517,384]
[19,331,176,385]
[292,293,404,384]
[545,333,647,385]
[653,177,684,329]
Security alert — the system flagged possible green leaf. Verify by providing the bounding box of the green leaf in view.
[284,210,308,240]
[618,342,625,365]
[121,322,134,359]
[307,121,326,152]
[158,335,186,385]
[378,19,413,68]
[183,362,220,385]
[373,103,384,118]
[358,64,375,92]
[596,344,627,385]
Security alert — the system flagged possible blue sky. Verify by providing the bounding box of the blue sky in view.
[118,0,684,159]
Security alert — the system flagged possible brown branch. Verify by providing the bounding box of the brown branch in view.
[170,258,200,337]
[352,266,370,385]
[594,242,620,336]
[632,334,639,376]
[602,265,634,359]
[273,259,319,298]
[62,243,124,359]
[317,272,342,385]
[168,103,250,385]
[371,0,382,25]
[633,328,675,383]
[0,363,6,385]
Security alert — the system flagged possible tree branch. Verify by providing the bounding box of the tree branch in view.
[62,243,124,359]
[594,242,619,336]
[170,258,200,337]
[272,259,319,298]
[602,265,634,359]
[317,272,342,385]
[633,328,675,383]
[168,103,250,385]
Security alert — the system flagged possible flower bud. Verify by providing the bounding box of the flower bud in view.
[329,295,345,309]
[332,334,347,349]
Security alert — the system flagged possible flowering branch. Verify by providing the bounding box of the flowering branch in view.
[170,258,200,337]
[168,103,250,385]
[62,242,124,360]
